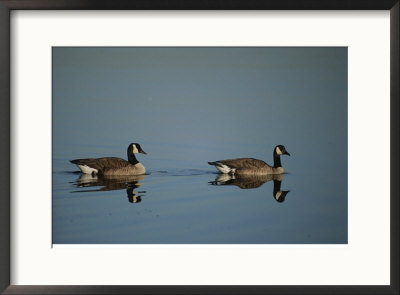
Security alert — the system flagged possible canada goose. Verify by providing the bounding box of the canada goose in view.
[208,145,290,175]
[70,143,147,176]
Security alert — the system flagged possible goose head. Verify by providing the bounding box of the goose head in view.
[128,143,147,155]
[275,145,290,156]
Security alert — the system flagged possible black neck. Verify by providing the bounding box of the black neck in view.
[273,150,282,168]
[128,152,139,165]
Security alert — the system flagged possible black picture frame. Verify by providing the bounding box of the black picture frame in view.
[0,1,398,294]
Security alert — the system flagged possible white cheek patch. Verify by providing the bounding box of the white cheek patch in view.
[276,146,283,155]
[132,145,139,153]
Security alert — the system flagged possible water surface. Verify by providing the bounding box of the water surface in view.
[52,47,347,244]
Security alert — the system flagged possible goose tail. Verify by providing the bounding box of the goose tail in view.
[208,161,236,174]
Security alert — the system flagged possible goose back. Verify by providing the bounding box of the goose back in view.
[221,158,272,174]
[209,158,280,175]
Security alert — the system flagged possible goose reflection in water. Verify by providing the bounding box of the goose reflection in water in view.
[71,174,146,204]
[209,173,290,203]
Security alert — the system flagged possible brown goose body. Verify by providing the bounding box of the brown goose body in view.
[70,143,146,176]
[208,145,290,175]
[210,158,283,175]
[70,157,145,176]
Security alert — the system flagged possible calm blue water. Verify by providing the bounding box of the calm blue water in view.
[52,47,347,244]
